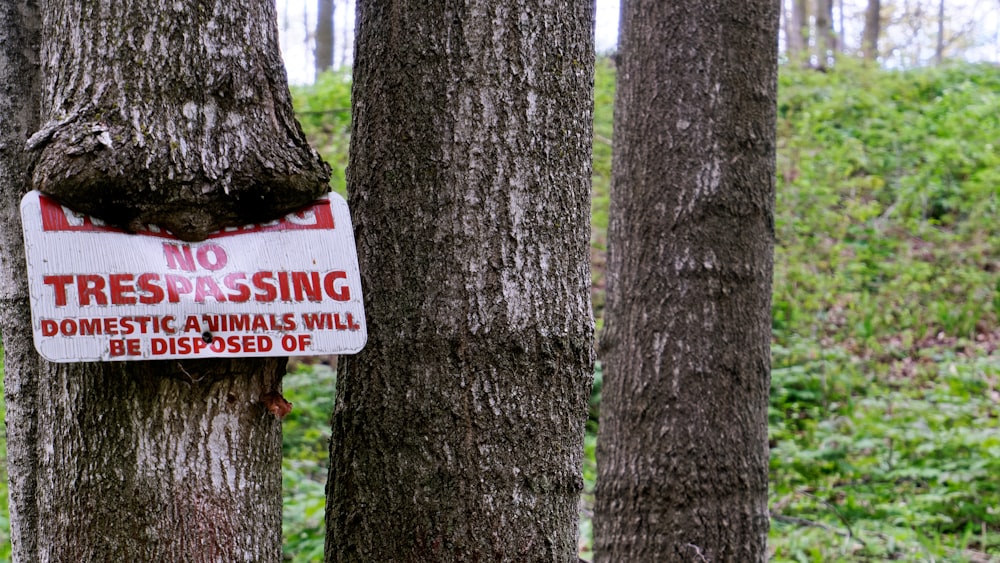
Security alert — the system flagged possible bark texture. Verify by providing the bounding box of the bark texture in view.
[862,0,881,63]
[594,1,778,562]
[30,0,330,241]
[0,2,43,560]
[0,0,321,559]
[33,361,285,561]
[326,1,595,560]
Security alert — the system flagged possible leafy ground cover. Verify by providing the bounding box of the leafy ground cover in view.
[0,59,997,562]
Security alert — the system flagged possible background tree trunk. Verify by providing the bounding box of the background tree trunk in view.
[863,0,881,63]
[816,0,835,68]
[594,0,778,561]
[0,2,43,560]
[935,0,946,64]
[790,0,809,65]
[325,1,595,560]
[0,0,330,559]
[315,0,336,76]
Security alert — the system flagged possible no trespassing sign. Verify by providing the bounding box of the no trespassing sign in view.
[21,191,367,362]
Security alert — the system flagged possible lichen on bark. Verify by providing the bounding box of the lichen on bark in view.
[28,0,330,241]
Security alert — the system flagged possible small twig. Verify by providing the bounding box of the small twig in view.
[296,107,351,116]
[771,513,849,537]
[683,543,709,562]
[175,361,204,384]
[798,490,866,547]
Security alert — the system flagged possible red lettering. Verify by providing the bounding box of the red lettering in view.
[196,244,228,271]
[165,274,193,303]
[109,273,136,305]
[137,273,165,304]
[278,271,291,301]
[60,319,77,336]
[78,318,101,335]
[292,271,322,302]
[323,271,351,301]
[164,243,196,271]
[41,319,58,336]
[78,275,108,306]
[224,273,251,302]
[257,335,273,352]
[43,275,75,307]
[194,277,226,303]
[252,271,277,302]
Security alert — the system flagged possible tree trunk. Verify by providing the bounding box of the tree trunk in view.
[863,0,881,63]
[594,0,777,561]
[788,0,809,64]
[0,2,43,560]
[325,1,595,561]
[315,0,336,76]
[815,0,835,69]
[0,0,330,559]
[31,0,330,241]
[934,0,945,64]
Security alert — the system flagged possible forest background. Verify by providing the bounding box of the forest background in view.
[1,0,1000,561]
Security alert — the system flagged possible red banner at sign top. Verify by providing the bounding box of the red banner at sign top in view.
[38,194,335,239]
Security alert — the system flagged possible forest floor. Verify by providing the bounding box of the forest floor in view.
[0,59,996,562]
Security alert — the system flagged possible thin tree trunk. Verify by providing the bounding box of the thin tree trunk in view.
[0,2,43,560]
[935,0,946,64]
[325,1,595,560]
[2,0,330,558]
[316,0,336,76]
[594,0,778,561]
[815,0,835,69]
[863,0,881,63]
[789,0,809,65]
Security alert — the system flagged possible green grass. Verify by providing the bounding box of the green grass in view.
[1,60,999,561]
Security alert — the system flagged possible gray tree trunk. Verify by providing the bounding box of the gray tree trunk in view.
[594,1,778,562]
[788,0,809,64]
[863,0,881,63]
[815,0,835,68]
[31,0,329,241]
[934,0,945,64]
[315,0,336,76]
[0,2,43,560]
[0,0,330,559]
[325,1,595,561]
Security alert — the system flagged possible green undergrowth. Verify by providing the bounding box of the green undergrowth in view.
[0,59,997,561]
[768,60,1000,562]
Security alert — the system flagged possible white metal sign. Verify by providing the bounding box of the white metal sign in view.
[21,191,367,362]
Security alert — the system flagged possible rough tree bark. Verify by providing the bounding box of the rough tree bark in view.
[30,0,329,241]
[0,2,43,560]
[315,0,336,76]
[594,1,778,562]
[863,0,881,63]
[325,0,595,560]
[0,0,329,559]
